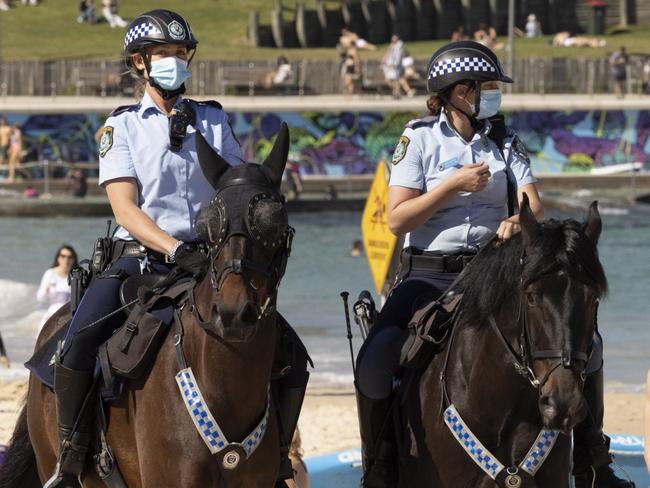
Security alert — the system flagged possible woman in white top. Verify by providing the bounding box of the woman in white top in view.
[37,245,77,326]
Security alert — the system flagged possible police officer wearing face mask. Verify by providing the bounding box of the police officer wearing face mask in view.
[45,10,246,488]
[354,41,633,488]
[353,40,545,488]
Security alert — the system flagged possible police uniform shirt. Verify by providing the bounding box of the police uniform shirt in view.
[99,91,244,241]
[389,110,536,253]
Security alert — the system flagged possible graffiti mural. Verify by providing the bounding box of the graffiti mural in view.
[1,110,648,180]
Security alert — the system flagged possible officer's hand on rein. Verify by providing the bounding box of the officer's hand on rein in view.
[453,163,491,193]
[173,242,209,279]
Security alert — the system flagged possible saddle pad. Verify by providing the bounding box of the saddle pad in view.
[24,324,125,401]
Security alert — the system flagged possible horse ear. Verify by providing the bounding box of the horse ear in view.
[584,201,602,245]
[519,192,540,245]
[263,122,289,186]
[195,131,230,189]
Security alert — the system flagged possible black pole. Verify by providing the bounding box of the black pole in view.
[340,291,356,377]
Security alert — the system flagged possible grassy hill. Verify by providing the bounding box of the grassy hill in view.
[1,0,650,61]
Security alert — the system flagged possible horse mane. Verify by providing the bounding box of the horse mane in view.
[453,217,608,326]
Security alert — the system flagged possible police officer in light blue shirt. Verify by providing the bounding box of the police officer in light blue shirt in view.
[44,10,244,488]
[354,41,544,488]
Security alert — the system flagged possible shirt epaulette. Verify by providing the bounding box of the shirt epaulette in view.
[108,103,140,117]
[405,115,439,130]
[187,99,223,110]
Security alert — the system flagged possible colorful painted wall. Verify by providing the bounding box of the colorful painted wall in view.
[1,110,649,178]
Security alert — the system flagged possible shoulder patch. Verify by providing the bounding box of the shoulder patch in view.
[99,126,114,158]
[392,136,410,165]
[188,99,223,111]
[108,103,139,117]
[511,135,530,165]
[406,115,438,130]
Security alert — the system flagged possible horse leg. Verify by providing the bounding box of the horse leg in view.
[27,378,59,482]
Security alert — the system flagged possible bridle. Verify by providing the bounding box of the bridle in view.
[188,169,294,340]
[441,254,592,409]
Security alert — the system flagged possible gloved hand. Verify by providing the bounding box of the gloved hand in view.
[173,243,209,279]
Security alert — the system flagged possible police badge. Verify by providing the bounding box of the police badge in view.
[511,136,530,165]
[99,126,114,158]
[392,135,410,165]
[168,20,186,40]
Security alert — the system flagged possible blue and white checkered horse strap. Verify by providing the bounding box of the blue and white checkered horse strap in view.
[175,368,271,458]
[444,404,505,480]
[428,56,497,79]
[520,429,559,475]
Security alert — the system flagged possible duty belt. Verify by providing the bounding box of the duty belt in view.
[112,240,206,263]
[404,248,476,274]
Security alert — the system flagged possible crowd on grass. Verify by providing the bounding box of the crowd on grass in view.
[0,0,127,28]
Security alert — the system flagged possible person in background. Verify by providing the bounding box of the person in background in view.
[339,27,375,96]
[350,240,363,257]
[645,369,650,473]
[66,166,88,198]
[610,46,629,99]
[381,35,414,99]
[0,117,11,168]
[264,56,294,89]
[284,158,303,200]
[23,184,39,198]
[101,0,127,28]
[525,13,542,38]
[0,0,9,11]
[451,25,467,42]
[7,123,24,183]
[0,331,9,368]
[286,428,310,488]
[37,245,77,327]
[642,56,650,95]
[77,0,96,24]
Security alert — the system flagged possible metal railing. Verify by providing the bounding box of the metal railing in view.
[0,57,648,97]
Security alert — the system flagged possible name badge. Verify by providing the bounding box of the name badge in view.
[438,156,461,171]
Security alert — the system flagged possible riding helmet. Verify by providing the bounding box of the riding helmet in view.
[426,40,512,94]
[124,9,198,54]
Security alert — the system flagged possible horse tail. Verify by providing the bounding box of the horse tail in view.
[0,404,41,488]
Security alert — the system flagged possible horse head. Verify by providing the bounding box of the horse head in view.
[193,123,292,342]
[518,194,607,433]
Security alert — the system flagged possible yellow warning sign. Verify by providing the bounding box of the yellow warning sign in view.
[361,160,398,294]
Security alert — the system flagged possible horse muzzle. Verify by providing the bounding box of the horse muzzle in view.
[214,300,262,343]
[539,390,587,434]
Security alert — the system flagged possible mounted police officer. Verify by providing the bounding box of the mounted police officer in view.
[45,10,307,488]
[354,40,633,488]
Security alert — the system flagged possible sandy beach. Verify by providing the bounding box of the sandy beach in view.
[0,381,644,456]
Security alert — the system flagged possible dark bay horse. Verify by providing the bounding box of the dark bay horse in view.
[1,124,294,488]
[398,196,607,488]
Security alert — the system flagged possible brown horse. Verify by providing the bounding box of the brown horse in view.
[398,197,607,488]
[1,124,294,488]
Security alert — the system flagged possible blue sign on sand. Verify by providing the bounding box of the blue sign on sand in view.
[305,436,649,488]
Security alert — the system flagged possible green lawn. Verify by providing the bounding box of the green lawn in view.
[1,0,649,61]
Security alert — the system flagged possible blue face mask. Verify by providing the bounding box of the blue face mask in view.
[149,57,191,91]
[476,89,502,119]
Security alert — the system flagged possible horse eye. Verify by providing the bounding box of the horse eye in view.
[526,292,540,306]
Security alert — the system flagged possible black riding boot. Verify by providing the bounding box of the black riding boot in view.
[355,384,397,488]
[573,367,635,488]
[273,371,309,488]
[43,360,95,488]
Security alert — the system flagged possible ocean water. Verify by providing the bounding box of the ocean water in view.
[0,205,649,390]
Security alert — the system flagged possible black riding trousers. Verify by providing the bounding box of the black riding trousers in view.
[356,265,459,400]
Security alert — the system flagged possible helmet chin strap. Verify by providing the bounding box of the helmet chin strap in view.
[441,81,485,132]
[138,48,189,101]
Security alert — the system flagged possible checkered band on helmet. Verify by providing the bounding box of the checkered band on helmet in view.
[123,9,198,54]
[426,40,513,94]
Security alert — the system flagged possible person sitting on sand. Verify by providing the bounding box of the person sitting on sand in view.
[552,31,606,48]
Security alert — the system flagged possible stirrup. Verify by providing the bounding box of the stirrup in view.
[43,463,82,488]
